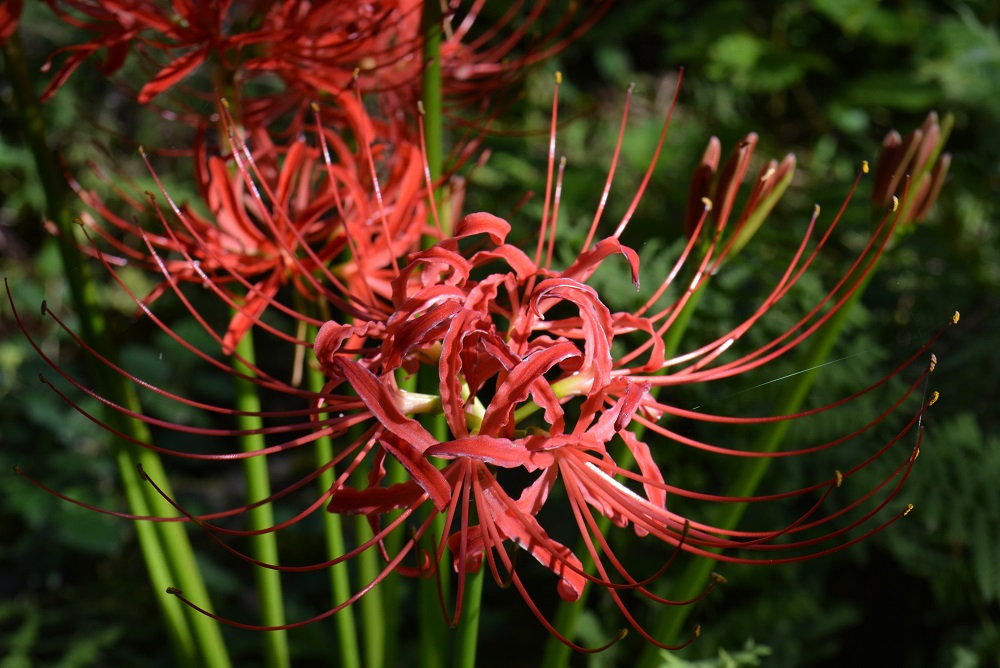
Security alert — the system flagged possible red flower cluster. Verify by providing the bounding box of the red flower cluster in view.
[40,0,609,121]
[302,93,955,646]
[72,91,427,351]
[9,0,956,654]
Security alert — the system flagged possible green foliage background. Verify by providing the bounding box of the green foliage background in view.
[2,1,998,666]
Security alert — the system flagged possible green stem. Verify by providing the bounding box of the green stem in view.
[4,30,230,668]
[421,0,445,243]
[416,4,460,667]
[306,352,362,668]
[417,416,450,668]
[355,515,388,668]
[232,329,289,668]
[453,567,485,668]
[142,449,233,668]
[420,0,455,249]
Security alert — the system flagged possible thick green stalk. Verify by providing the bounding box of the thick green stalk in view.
[348,419,405,668]
[231,330,289,668]
[416,4,459,667]
[355,515,388,668]
[416,415,450,668]
[306,356,362,668]
[421,0,444,243]
[115,447,197,662]
[4,31,231,668]
[453,567,485,668]
[635,256,886,668]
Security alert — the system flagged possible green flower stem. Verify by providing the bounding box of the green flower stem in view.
[306,353,362,668]
[3,31,231,668]
[635,249,888,668]
[115,447,197,662]
[421,0,446,243]
[417,407,450,668]
[412,375,450,668]
[416,4,465,667]
[354,514,389,668]
[453,566,485,668]
[231,329,289,668]
[141,450,233,668]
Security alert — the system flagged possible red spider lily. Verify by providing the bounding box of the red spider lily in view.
[68,90,428,353]
[308,214,953,648]
[9,76,955,650]
[39,0,609,126]
[301,81,957,647]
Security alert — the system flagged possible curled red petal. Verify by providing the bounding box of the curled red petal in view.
[326,356,436,452]
[327,479,425,515]
[561,236,640,289]
[426,435,535,469]
[450,211,511,246]
[379,433,451,513]
[481,478,587,602]
[478,340,579,437]
[325,358,452,510]
[314,319,385,366]
[137,44,210,104]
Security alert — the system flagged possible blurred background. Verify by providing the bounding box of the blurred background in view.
[2,1,998,666]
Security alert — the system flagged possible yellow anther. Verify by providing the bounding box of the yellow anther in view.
[220,97,229,109]
[72,217,85,226]
[891,195,899,212]
[417,100,425,115]
[353,67,361,80]
[138,145,146,157]
[834,470,843,488]
[953,311,961,324]
[310,102,319,112]
[862,160,869,174]
[903,504,914,516]
[814,204,821,216]
[928,391,939,406]
[694,625,701,638]
[761,165,776,182]
[710,572,728,584]
[701,196,712,211]
[555,71,562,85]
[929,353,937,372]
[914,447,920,460]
